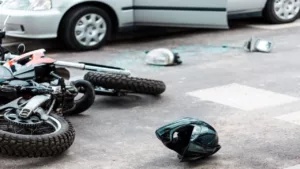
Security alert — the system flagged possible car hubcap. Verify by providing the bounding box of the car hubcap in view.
[75,13,107,47]
[274,0,300,20]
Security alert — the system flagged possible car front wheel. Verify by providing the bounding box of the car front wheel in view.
[263,0,300,24]
[60,6,112,51]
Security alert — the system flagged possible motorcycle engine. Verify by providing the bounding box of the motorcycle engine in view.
[53,85,78,112]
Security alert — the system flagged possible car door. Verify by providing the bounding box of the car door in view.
[132,0,228,29]
[227,0,267,14]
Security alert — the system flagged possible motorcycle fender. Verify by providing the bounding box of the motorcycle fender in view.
[54,67,70,80]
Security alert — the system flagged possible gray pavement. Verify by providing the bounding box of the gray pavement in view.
[2,19,300,169]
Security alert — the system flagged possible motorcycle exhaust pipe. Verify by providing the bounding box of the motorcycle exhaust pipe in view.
[54,61,131,76]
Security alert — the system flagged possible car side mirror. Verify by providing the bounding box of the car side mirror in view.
[244,37,273,53]
[17,43,25,55]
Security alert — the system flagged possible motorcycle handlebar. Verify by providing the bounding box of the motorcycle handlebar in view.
[0,85,53,96]
[20,86,54,95]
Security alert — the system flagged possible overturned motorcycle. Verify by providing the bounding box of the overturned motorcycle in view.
[0,15,166,157]
[0,65,82,157]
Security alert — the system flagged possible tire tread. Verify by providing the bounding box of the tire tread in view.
[84,72,166,95]
[0,115,75,158]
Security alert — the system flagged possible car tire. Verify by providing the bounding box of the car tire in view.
[60,6,112,51]
[263,0,300,24]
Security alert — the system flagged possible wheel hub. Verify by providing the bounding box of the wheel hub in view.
[274,0,300,20]
[86,25,96,35]
[75,13,107,47]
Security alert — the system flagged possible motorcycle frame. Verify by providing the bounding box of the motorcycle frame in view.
[54,61,131,76]
[0,49,131,76]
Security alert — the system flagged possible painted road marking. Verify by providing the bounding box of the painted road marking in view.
[246,19,300,30]
[283,164,300,169]
[186,83,300,111]
[275,111,300,126]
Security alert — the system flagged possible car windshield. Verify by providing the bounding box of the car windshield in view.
[0,65,13,82]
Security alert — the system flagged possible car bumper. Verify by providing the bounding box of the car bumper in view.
[0,8,63,39]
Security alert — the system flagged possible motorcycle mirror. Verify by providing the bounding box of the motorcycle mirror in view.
[17,43,26,55]
[54,68,70,80]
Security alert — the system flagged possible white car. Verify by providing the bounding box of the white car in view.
[0,0,298,51]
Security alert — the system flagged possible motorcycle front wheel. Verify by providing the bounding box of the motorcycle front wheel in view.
[0,113,75,158]
[84,72,166,95]
[63,79,95,116]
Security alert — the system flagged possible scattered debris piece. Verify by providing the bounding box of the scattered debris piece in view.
[145,48,182,66]
[155,117,221,162]
[144,37,272,67]
[243,36,273,53]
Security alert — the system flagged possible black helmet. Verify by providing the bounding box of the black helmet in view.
[155,117,221,161]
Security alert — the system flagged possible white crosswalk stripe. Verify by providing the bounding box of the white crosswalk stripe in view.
[275,111,300,126]
[187,83,300,111]
[283,164,300,169]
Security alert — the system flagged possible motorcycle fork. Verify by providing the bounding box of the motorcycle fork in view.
[54,61,131,76]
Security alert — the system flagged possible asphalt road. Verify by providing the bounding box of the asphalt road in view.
[2,18,300,169]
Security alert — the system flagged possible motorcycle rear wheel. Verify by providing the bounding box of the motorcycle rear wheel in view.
[83,72,166,95]
[0,113,75,158]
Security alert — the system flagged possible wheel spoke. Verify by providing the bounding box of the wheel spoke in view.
[95,18,104,27]
[295,0,300,7]
[276,7,284,15]
[88,14,97,24]
[275,1,283,8]
[97,27,106,34]
[284,9,290,18]
[76,32,87,40]
[291,8,298,15]
[93,36,100,43]
[80,17,88,26]
[92,14,97,21]
[75,25,85,32]
[85,36,93,46]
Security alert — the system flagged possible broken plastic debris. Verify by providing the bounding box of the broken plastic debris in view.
[145,48,182,66]
[244,36,273,53]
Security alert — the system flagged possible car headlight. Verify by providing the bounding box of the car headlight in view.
[0,0,52,10]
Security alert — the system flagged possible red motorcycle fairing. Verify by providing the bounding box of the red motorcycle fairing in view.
[4,49,56,69]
